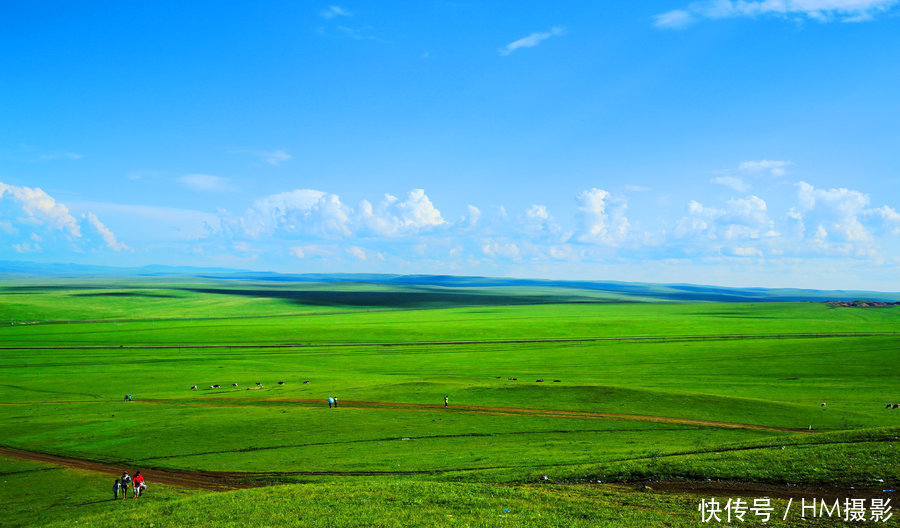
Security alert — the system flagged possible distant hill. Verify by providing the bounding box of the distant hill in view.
[2,259,899,303]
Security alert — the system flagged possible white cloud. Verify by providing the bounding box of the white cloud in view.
[526,204,549,220]
[462,205,481,229]
[655,0,899,28]
[356,189,445,237]
[675,195,774,243]
[83,212,129,251]
[733,246,763,257]
[499,26,565,56]
[0,182,82,238]
[290,245,334,259]
[712,176,751,192]
[739,160,792,177]
[224,188,444,241]
[320,5,351,19]
[0,182,129,254]
[481,239,521,259]
[790,181,872,247]
[346,246,367,260]
[870,205,900,235]
[654,9,696,28]
[179,174,234,192]
[238,149,292,166]
[575,188,629,245]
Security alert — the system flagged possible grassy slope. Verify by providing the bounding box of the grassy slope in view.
[1,278,898,527]
[1,457,860,528]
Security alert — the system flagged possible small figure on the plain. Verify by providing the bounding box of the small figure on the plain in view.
[132,472,146,498]
[821,402,826,407]
[278,381,285,385]
[893,403,899,409]
[333,397,338,407]
[113,479,121,500]
[328,396,334,408]
[256,382,262,386]
[444,395,449,408]
[120,472,131,500]
[190,385,197,390]
[232,383,238,387]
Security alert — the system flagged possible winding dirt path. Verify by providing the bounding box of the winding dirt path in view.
[0,397,808,433]
[1,446,889,501]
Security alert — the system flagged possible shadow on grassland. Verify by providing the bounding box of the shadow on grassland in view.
[176,288,620,309]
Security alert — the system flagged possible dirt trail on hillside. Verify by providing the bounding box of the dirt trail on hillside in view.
[0,446,263,490]
[2,446,889,501]
[140,397,809,433]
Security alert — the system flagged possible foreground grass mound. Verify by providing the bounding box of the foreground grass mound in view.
[36,479,851,528]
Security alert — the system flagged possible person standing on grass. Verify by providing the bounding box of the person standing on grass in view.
[132,472,146,498]
[328,396,334,408]
[444,395,449,408]
[120,472,131,500]
[113,479,121,500]
[333,397,338,408]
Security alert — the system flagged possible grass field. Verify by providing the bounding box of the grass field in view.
[1,276,898,527]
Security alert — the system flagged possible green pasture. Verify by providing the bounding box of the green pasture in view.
[1,277,898,527]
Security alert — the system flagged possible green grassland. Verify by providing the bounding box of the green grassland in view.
[1,277,898,527]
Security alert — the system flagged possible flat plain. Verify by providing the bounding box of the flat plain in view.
[0,276,897,527]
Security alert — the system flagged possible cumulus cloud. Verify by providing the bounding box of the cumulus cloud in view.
[676,195,774,241]
[222,188,445,241]
[575,188,629,245]
[788,181,873,251]
[0,182,82,238]
[0,181,126,253]
[499,26,565,56]
[355,189,446,237]
[654,0,899,28]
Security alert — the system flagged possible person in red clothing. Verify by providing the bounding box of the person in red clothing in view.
[132,472,146,498]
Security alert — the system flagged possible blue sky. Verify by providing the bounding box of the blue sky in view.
[2,1,900,289]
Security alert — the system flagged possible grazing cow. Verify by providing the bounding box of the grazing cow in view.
[190,385,197,390]
[821,402,826,407]
[536,379,544,382]
[512,378,517,381]
[894,404,899,409]
[887,404,893,409]
[208,385,214,389]
[303,380,310,384]
[212,384,220,388]
[232,383,238,387]
[278,381,285,385]
[256,382,262,386]
[553,380,561,383]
